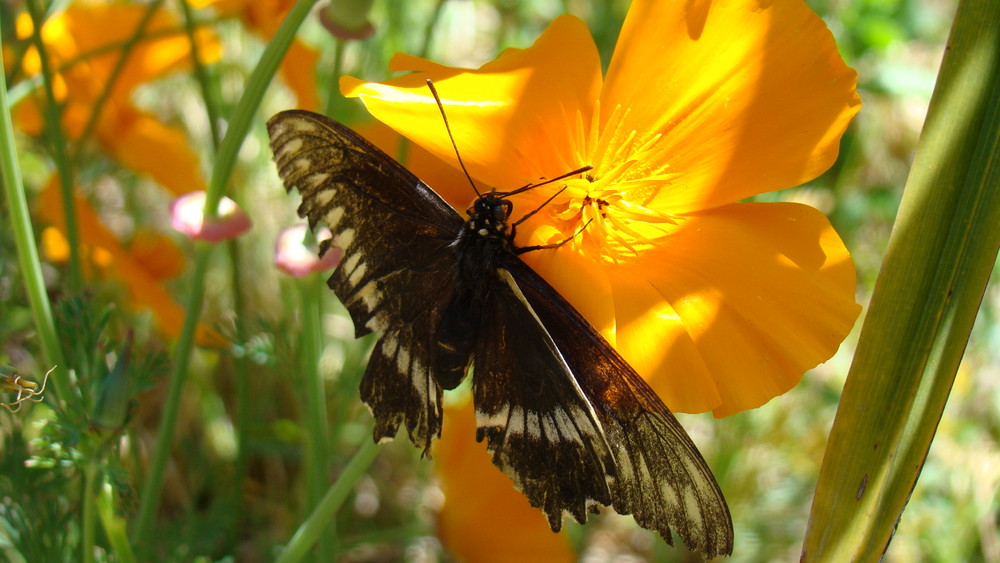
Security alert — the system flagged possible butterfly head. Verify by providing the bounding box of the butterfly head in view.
[466,191,514,241]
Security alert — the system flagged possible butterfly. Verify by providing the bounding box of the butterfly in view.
[267,109,733,558]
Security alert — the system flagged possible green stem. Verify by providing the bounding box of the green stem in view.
[0,16,70,404]
[418,0,449,58]
[81,462,99,563]
[97,479,137,563]
[24,0,82,291]
[203,0,320,214]
[323,39,346,118]
[178,0,246,544]
[132,243,213,547]
[177,0,223,148]
[228,238,252,544]
[300,274,333,561]
[277,439,380,563]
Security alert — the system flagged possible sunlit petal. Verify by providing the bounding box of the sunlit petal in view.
[341,15,602,191]
[601,0,860,212]
[605,267,724,414]
[623,202,859,415]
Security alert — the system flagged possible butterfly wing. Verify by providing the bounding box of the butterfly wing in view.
[268,110,466,452]
[503,257,734,558]
[472,268,617,529]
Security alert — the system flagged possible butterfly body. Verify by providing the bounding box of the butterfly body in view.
[268,109,733,558]
[432,192,513,390]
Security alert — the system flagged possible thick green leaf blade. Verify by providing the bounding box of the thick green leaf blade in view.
[803,0,1000,559]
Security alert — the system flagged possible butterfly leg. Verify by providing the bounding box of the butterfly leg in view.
[513,219,594,255]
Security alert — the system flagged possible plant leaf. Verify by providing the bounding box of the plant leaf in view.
[803,0,1000,559]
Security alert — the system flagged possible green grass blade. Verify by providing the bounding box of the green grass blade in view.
[803,0,1000,559]
[0,14,70,403]
[276,439,380,563]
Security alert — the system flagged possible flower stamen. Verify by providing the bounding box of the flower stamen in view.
[540,103,682,261]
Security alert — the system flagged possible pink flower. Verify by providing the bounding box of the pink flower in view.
[274,224,342,277]
[170,191,251,242]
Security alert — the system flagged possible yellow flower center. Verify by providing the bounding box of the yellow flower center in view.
[534,102,681,262]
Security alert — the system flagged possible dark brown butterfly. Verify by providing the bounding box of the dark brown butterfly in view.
[267,109,733,558]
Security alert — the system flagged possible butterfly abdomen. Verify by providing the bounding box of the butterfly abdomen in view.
[430,193,517,390]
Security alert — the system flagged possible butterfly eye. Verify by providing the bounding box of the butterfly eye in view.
[493,200,513,223]
[501,199,514,218]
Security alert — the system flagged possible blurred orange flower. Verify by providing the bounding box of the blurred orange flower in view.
[38,179,226,347]
[190,0,321,110]
[344,0,862,418]
[13,2,219,195]
[13,3,225,347]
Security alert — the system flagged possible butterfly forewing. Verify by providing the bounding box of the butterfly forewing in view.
[268,110,466,450]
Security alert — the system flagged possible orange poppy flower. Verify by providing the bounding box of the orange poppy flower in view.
[37,178,226,348]
[13,2,219,195]
[342,0,861,418]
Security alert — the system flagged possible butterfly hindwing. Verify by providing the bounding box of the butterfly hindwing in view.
[504,258,734,558]
[268,110,466,451]
[472,268,617,528]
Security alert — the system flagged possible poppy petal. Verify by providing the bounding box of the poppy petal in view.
[341,15,602,192]
[519,231,618,344]
[98,105,207,195]
[601,0,860,213]
[606,267,724,414]
[621,202,859,415]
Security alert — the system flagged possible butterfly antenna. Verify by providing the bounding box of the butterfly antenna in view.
[427,79,481,197]
[505,165,592,197]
